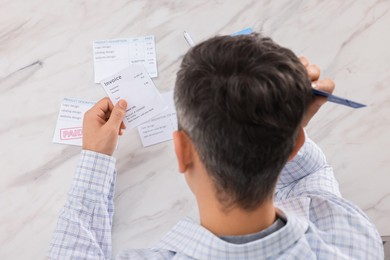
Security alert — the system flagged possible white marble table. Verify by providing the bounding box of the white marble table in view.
[1,0,389,258]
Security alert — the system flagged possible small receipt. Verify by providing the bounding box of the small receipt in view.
[52,98,95,146]
[100,65,167,129]
[137,91,178,147]
[93,36,158,83]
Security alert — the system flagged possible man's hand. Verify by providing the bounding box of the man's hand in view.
[300,56,336,127]
[82,98,127,156]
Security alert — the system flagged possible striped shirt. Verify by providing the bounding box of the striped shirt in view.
[48,138,384,259]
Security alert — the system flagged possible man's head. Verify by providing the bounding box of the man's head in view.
[174,33,312,211]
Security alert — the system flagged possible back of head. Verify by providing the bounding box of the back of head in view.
[174,33,312,211]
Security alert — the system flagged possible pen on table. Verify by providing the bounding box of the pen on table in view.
[183,31,366,109]
[184,31,195,47]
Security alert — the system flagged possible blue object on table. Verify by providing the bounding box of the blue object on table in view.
[231,28,254,36]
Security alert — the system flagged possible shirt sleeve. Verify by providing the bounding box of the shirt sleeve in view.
[275,136,341,201]
[275,137,384,258]
[48,150,116,260]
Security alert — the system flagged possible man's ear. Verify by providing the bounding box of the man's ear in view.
[288,127,305,161]
[173,131,193,173]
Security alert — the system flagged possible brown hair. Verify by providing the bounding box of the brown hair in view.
[174,33,312,210]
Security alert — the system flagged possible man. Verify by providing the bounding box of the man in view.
[48,34,384,259]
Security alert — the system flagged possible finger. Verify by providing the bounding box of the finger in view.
[118,122,126,135]
[94,97,114,112]
[299,56,309,67]
[307,79,336,119]
[88,97,114,121]
[311,95,328,108]
[312,78,335,94]
[84,97,109,123]
[106,99,127,130]
[307,64,320,81]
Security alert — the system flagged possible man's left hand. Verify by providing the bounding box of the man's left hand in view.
[82,98,127,156]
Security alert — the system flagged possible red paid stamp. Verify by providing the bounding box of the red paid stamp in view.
[60,127,83,140]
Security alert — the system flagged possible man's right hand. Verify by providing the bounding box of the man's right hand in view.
[299,56,336,127]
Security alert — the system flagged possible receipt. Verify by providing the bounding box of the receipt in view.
[100,65,167,129]
[52,98,95,146]
[137,91,177,147]
[93,36,158,83]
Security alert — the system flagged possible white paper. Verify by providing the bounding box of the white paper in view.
[100,65,167,129]
[52,98,95,146]
[93,36,157,83]
[137,91,178,147]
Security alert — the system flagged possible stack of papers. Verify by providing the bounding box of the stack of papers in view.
[54,35,176,147]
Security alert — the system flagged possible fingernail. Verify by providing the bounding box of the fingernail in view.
[118,100,127,109]
[311,82,318,89]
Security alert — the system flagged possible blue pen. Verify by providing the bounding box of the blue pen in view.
[311,88,365,108]
[183,30,366,109]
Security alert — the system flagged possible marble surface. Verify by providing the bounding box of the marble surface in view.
[1,0,389,258]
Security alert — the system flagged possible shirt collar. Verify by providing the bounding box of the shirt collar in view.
[155,208,308,259]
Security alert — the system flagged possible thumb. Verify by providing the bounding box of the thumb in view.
[107,99,127,129]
